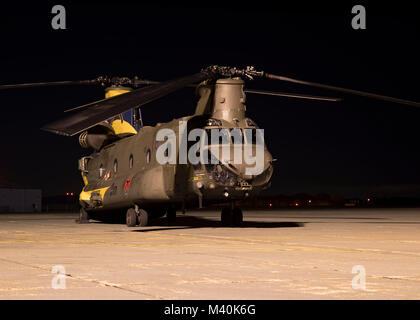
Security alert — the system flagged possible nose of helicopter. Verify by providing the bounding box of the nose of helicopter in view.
[226,150,273,180]
[211,144,274,186]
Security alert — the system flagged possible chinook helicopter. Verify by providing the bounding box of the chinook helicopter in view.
[1,65,420,227]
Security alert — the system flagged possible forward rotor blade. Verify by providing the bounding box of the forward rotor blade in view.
[244,89,341,102]
[0,79,98,89]
[42,72,210,136]
[265,73,420,107]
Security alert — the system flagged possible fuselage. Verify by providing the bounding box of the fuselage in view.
[79,114,273,212]
[79,77,274,213]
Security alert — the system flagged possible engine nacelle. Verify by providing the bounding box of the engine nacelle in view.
[79,131,109,150]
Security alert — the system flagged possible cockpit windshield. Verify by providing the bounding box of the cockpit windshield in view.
[203,128,264,146]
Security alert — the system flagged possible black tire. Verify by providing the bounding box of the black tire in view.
[126,208,137,227]
[166,208,176,223]
[137,208,149,227]
[79,207,89,223]
[221,207,233,226]
[232,207,243,227]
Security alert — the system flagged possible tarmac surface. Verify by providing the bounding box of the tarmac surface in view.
[0,208,419,299]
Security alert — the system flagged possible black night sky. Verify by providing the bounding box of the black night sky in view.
[0,2,419,198]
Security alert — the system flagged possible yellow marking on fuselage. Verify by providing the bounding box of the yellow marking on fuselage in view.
[111,119,137,135]
[79,186,110,202]
[105,87,138,135]
[105,88,132,99]
[81,172,88,186]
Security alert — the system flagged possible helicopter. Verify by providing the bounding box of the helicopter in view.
[1,65,419,227]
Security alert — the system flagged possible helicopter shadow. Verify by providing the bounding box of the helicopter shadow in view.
[131,215,305,232]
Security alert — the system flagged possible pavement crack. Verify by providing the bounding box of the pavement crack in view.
[0,257,163,299]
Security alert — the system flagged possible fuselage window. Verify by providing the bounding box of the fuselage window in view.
[113,159,118,173]
[99,164,104,178]
[146,149,151,164]
[129,154,134,169]
[205,129,230,145]
[244,129,264,145]
[164,142,173,158]
[230,128,244,144]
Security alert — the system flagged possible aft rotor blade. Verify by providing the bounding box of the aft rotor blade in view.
[42,72,210,136]
[0,80,98,89]
[244,89,341,102]
[265,73,420,107]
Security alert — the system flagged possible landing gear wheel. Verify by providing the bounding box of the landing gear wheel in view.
[137,208,149,227]
[79,207,89,223]
[126,208,137,227]
[232,207,243,227]
[221,207,233,226]
[167,208,176,223]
